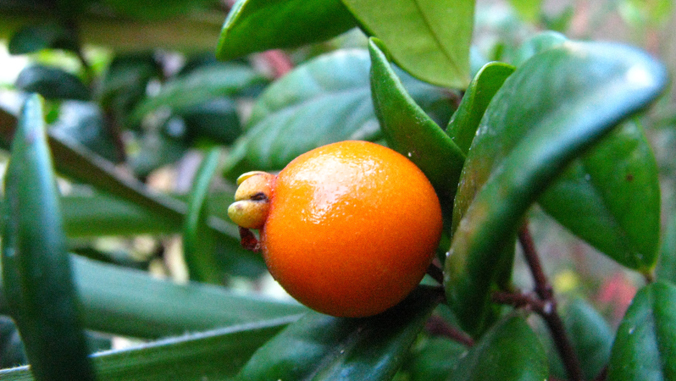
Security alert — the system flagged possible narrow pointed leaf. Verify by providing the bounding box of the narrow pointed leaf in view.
[0,317,297,381]
[607,281,676,380]
[130,64,266,123]
[539,120,660,273]
[444,41,667,335]
[237,286,441,380]
[183,148,222,284]
[0,108,257,268]
[446,62,515,155]
[216,0,356,60]
[15,65,90,101]
[0,255,306,339]
[448,314,548,381]
[1,94,95,381]
[342,0,474,88]
[369,38,465,207]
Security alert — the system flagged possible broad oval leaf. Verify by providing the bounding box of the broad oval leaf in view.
[1,94,95,380]
[237,286,441,380]
[225,49,453,178]
[130,64,266,123]
[446,62,515,155]
[15,65,90,101]
[444,41,667,335]
[368,37,465,208]
[8,23,78,54]
[217,0,356,60]
[512,30,567,67]
[608,280,676,381]
[657,213,676,282]
[404,337,467,381]
[539,120,661,273]
[342,0,474,88]
[448,314,548,381]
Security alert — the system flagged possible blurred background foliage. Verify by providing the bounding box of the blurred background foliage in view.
[0,0,674,377]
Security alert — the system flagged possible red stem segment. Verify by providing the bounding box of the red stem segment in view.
[516,223,584,381]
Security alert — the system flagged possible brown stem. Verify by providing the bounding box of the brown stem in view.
[518,221,583,381]
[425,315,475,347]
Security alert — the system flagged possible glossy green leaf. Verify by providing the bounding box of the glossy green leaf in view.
[8,23,78,54]
[0,317,295,381]
[404,337,467,381]
[216,0,356,60]
[180,98,242,145]
[184,148,222,284]
[540,120,660,273]
[608,281,676,380]
[511,30,567,67]
[547,299,613,380]
[342,0,473,88]
[224,49,452,179]
[130,64,266,123]
[0,255,306,339]
[237,286,441,380]
[1,94,95,381]
[15,65,90,101]
[657,212,676,282]
[100,0,216,20]
[448,314,548,381]
[446,62,515,155]
[369,38,465,208]
[444,41,667,335]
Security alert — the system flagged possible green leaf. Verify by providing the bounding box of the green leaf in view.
[446,62,515,155]
[129,116,190,177]
[444,41,667,335]
[0,316,27,369]
[0,255,306,339]
[216,0,356,61]
[448,314,548,381]
[0,317,295,381]
[539,120,660,273]
[183,148,222,285]
[8,23,78,54]
[60,192,179,237]
[657,213,676,282]
[237,286,441,380]
[130,64,266,123]
[51,101,121,163]
[180,98,242,145]
[342,0,474,88]
[15,65,90,101]
[369,38,464,209]
[511,30,567,67]
[608,280,676,380]
[404,337,467,381]
[225,49,452,179]
[1,94,95,381]
[508,0,542,22]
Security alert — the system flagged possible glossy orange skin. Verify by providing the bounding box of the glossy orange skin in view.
[261,141,442,317]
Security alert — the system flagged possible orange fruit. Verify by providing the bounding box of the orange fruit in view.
[229,140,442,317]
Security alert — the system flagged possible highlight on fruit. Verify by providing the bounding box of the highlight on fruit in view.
[227,140,443,317]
